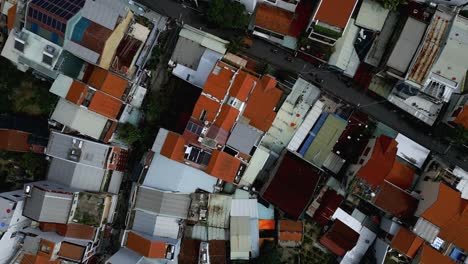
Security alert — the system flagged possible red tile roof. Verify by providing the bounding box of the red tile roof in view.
[39,223,96,240]
[374,181,418,219]
[87,67,128,99]
[255,3,294,36]
[66,81,89,105]
[312,189,344,225]
[228,70,255,102]
[126,231,167,258]
[205,150,240,183]
[279,220,303,232]
[313,0,358,29]
[262,152,321,219]
[439,203,468,251]
[58,242,85,261]
[160,132,186,162]
[0,129,30,152]
[391,227,424,258]
[319,220,359,256]
[279,232,303,241]
[385,160,415,190]
[203,62,235,101]
[357,136,398,188]
[192,96,220,123]
[243,75,282,132]
[80,20,112,54]
[419,244,455,264]
[454,105,468,129]
[421,183,462,227]
[88,92,123,119]
[213,105,239,132]
[258,220,275,230]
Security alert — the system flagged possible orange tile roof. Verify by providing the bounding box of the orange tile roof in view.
[279,232,303,241]
[213,104,239,132]
[39,223,96,240]
[21,254,56,264]
[203,62,235,101]
[421,183,462,227]
[66,81,89,105]
[314,0,357,29]
[454,105,468,129]
[229,70,255,101]
[243,75,282,132]
[58,242,85,261]
[191,95,220,123]
[255,3,294,36]
[205,150,241,183]
[391,227,423,258]
[87,92,123,119]
[126,231,167,258]
[38,240,55,259]
[357,136,398,188]
[386,160,415,190]
[419,244,455,264]
[279,220,303,232]
[258,219,275,230]
[439,203,468,251]
[7,4,16,31]
[160,132,186,162]
[374,181,418,219]
[87,67,128,99]
[0,129,30,152]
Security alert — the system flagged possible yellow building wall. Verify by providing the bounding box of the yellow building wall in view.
[99,11,134,70]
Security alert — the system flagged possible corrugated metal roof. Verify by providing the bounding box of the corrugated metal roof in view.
[386,17,427,75]
[132,210,180,239]
[231,199,258,218]
[207,194,232,229]
[64,40,100,64]
[287,100,325,152]
[226,123,262,155]
[81,0,126,30]
[47,158,105,192]
[179,24,228,54]
[23,185,73,224]
[46,130,110,169]
[135,186,191,219]
[303,114,347,167]
[171,36,206,70]
[230,216,251,260]
[185,224,229,241]
[107,171,123,194]
[413,217,440,243]
[355,0,389,32]
[239,146,270,186]
[143,153,217,193]
[51,99,108,140]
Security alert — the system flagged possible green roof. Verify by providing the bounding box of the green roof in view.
[304,114,347,166]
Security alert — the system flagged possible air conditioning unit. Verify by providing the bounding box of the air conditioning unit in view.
[197,137,203,143]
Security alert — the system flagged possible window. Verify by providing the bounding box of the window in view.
[199,110,207,121]
[42,52,53,66]
[14,39,25,52]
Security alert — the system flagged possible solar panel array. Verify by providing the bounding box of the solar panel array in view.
[31,0,85,20]
[28,0,85,34]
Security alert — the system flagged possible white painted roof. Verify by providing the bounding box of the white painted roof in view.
[240,146,270,186]
[179,24,229,54]
[231,199,258,218]
[395,133,430,169]
[341,226,376,264]
[329,20,359,71]
[331,208,362,233]
[50,74,73,98]
[355,0,389,32]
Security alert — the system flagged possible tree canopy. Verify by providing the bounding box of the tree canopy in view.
[380,0,406,11]
[206,0,250,29]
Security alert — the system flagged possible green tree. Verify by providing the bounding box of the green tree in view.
[380,0,406,11]
[117,123,142,145]
[227,36,245,54]
[207,0,250,29]
[253,240,281,264]
[448,124,468,146]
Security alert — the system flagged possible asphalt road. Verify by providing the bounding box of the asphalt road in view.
[137,0,468,171]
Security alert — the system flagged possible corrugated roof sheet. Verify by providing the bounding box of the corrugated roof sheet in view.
[185,224,228,241]
[135,186,191,219]
[226,123,262,155]
[207,194,232,229]
[0,129,30,152]
[23,186,73,224]
[179,24,228,54]
[254,3,294,36]
[230,216,251,260]
[205,150,241,183]
[47,158,105,192]
[242,75,282,132]
[279,220,303,232]
[88,92,123,119]
[231,199,258,218]
[262,152,321,219]
[81,0,127,30]
[64,40,100,64]
[319,220,359,256]
[314,0,358,28]
[374,181,418,219]
[126,231,167,259]
[391,227,424,258]
[87,66,128,99]
[132,210,180,239]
